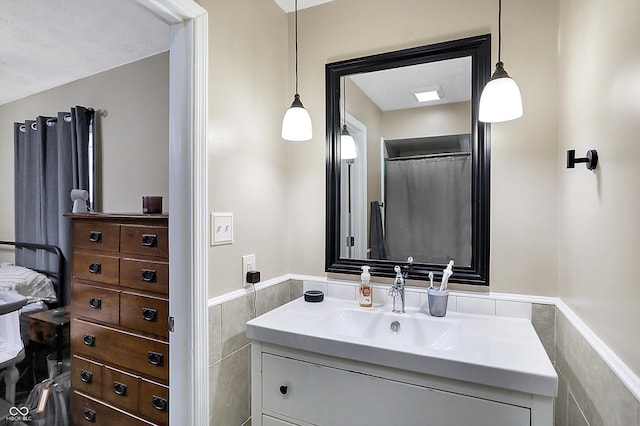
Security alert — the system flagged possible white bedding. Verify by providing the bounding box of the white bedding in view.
[0,263,57,304]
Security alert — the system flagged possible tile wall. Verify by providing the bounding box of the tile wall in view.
[208,279,302,425]
[208,278,639,426]
[553,309,639,426]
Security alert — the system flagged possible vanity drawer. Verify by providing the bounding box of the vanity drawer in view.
[261,353,530,425]
[73,221,121,253]
[120,258,169,295]
[120,225,169,258]
[72,391,153,426]
[120,291,168,338]
[72,281,120,324]
[71,318,169,383]
[139,378,169,425]
[72,355,103,398]
[73,251,120,285]
[102,365,140,413]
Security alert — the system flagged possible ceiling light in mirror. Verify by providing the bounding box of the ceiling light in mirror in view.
[413,86,443,103]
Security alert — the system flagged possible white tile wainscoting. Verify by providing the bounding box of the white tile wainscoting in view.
[208,275,640,426]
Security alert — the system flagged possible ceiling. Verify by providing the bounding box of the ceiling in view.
[349,57,472,112]
[273,0,334,13]
[1,0,458,111]
[0,0,335,107]
[0,0,170,106]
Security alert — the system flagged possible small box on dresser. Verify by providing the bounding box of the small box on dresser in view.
[66,213,169,426]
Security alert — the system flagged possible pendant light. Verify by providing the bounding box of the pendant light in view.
[281,0,313,141]
[340,77,357,160]
[479,0,523,123]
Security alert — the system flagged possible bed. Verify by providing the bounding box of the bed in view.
[0,241,63,344]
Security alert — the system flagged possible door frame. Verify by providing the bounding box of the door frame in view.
[136,1,209,424]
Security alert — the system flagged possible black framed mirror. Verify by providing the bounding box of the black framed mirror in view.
[325,34,491,285]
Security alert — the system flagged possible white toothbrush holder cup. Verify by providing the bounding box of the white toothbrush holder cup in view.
[427,288,449,317]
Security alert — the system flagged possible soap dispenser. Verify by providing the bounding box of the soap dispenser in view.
[359,265,373,307]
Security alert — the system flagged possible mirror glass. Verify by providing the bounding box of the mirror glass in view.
[326,35,491,285]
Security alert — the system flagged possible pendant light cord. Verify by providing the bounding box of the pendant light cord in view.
[295,0,299,95]
[498,0,502,63]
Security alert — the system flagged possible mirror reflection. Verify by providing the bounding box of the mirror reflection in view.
[339,58,473,266]
[326,35,490,285]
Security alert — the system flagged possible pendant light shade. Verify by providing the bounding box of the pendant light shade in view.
[340,125,357,160]
[478,62,523,122]
[478,0,523,123]
[282,0,312,141]
[282,94,313,141]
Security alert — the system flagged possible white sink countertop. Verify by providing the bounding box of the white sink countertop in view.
[246,297,558,397]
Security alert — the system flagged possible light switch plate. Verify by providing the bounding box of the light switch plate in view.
[211,212,233,245]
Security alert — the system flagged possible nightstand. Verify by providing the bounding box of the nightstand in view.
[28,306,71,372]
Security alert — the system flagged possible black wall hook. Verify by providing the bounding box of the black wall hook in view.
[567,149,598,170]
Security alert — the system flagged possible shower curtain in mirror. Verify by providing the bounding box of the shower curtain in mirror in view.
[384,153,472,266]
[14,106,94,305]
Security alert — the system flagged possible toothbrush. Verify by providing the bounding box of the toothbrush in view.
[428,271,434,289]
[439,260,454,291]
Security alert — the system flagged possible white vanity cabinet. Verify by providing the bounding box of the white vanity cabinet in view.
[251,342,552,426]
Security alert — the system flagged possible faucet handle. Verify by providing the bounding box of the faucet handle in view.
[394,265,402,275]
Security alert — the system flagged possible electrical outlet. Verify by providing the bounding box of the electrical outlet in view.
[242,254,256,287]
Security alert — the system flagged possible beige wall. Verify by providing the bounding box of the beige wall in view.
[381,101,471,140]
[557,0,640,375]
[289,0,559,296]
[0,53,169,260]
[200,0,290,298]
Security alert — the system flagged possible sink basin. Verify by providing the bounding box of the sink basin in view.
[246,296,558,397]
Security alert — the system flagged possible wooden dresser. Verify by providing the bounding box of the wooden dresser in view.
[67,213,169,425]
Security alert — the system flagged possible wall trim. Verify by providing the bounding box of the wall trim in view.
[208,274,292,307]
[210,273,640,403]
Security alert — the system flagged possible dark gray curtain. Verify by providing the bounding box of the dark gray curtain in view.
[385,153,472,266]
[14,106,93,305]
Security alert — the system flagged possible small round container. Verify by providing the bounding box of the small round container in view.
[304,290,324,303]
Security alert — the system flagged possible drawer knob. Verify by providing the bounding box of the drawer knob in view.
[83,334,96,347]
[152,396,168,411]
[89,231,102,243]
[142,307,158,322]
[80,370,93,383]
[148,351,163,366]
[141,234,158,247]
[83,408,97,422]
[279,385,288,395]
[113,381,128,396]
[141,269,157,282]
[88,263,101,274]
[89,297,102,310]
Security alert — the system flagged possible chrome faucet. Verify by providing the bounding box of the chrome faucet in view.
[389,257,413,314]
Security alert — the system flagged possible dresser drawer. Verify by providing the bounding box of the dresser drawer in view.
[73,251,120,285]
[72,391,153,426]
[102,365,140,413]
[120,225,169,258]
[139,378,169,425]
[72,318,169,383]
[120,258,169,295]
[73,221,121,253]
[73,281,120,324]
[120,291,168,338]
[72,355,103,398]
